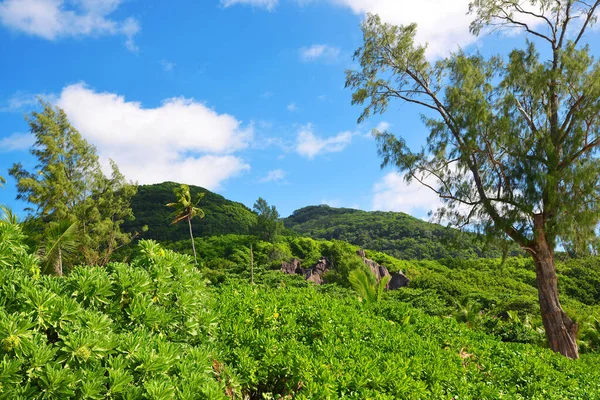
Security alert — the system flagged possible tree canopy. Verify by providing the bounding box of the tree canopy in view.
[284,205,521,260]
[9,100,137,269]
[253,197,283,243]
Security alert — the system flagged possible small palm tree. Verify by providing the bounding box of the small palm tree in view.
[578,317,600,352]
[348,268,390,303]
[0,205,19,225]
[39,220,79,276]
[166,184,205,264]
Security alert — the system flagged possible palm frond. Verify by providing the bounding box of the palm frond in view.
[0,205,19,225]
[170,213,188,225]
[349,268,378,303]
[39,220,79,273]
[377,275,391,301]
[193,192,206,207]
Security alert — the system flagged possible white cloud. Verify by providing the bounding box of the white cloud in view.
[161,59,176,72]
[259,169,287,183]
[55,83,252,190]
[296,124,353,159]
[287,103,298,112]
[372,171,442,216]
[328,0,475,58]
[0,0,140,51]
[221,0,278,11]
[375,121,390,132]
[299,44,341,62]
[0,133,35,152]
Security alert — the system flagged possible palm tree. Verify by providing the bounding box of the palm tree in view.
[348,268,390,304]
[0,205,19,225]
[38,220,79,276]
[166,184,205,264]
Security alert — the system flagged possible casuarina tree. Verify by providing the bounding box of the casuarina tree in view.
[9,100,137,268]
[346,1,600,358]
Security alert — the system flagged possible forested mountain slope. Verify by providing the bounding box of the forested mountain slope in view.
[122,182,257,242]
[125,184,518,260]
[284,205,519,260]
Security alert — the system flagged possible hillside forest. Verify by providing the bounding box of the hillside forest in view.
[2,1,600,398]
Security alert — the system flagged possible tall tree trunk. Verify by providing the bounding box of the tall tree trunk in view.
[54,247,63,276]
[188,216,197,265]
[532,216,578,359]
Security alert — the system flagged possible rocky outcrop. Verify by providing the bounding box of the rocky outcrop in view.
[357,249,391,283]
[305,257,331,285]
[281,258,303,275]
[389,273,410,290]
[281,249,409,290]
[356,249,410,290]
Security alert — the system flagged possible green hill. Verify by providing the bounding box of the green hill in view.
[126,185,519,260]
[123,182,257,242]
[283,205,517,260]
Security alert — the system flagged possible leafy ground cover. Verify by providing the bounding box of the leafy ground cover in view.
[170,234,600,352]
[2,240,600,399]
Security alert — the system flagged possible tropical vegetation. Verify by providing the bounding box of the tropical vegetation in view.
[284,205,520,260]
[346,0,600,358]
[2,0,600,397]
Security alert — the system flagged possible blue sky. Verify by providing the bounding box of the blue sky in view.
[0,0,598,218]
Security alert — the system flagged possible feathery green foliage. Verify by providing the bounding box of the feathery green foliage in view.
[253,197,283,243]
[8,100,137,268]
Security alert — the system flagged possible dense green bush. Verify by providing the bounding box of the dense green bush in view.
[213,284,600,399]
[0,240,227,399]
[3,237,600,398]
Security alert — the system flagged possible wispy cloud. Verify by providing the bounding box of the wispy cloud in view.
[0,133,35,153]
[295,124,354,159]
[223,0,546,59]
[220,0,278,11]
[1,91,43,112]
[0,0,140,51]
[372,172,442,217]
[287,103,298,112]
[299,44,340,62]
[259,169,287,183]
[161,59,176,72]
